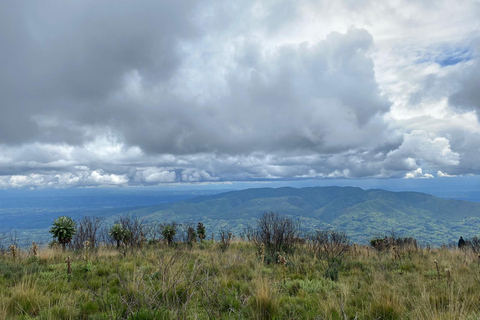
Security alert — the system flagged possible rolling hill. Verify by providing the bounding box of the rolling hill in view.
[115,186,480,245]
[6,186,480,246]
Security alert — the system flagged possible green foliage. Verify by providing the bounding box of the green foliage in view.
[161,223,177,245]
[49,216,76,250]
[108,223,133,249]
[196,222,206,241]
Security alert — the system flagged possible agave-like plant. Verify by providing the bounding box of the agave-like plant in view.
[49,216,76,251]
[109,223,124,249]
[162,224,177,246]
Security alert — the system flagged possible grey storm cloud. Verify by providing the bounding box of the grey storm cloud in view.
[449,44,480,115]
[0,0,199,145]
[0,0,479,187]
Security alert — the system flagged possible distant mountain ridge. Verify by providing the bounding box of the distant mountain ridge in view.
[132,186,480,245]
[6,186,480,246]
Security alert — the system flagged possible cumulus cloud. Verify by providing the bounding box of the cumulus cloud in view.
[437,171,457,178]
[0,0,479,188]
[134,167,177,184]
[405,168,434,179]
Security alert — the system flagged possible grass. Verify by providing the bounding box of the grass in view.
[1,242,480,319]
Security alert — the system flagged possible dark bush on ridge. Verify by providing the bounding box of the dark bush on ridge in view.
[370,235,418,251]
[464,236,480,252]
[249,212,300,257]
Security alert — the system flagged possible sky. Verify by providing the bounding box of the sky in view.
[1,0,480,190]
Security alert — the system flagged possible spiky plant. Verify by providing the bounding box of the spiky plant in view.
[162,224,177,246]
[49,216,76,252]
[109,223,125,249]
[197,222,206,242]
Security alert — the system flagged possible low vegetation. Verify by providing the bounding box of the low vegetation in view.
[0,213,480,319]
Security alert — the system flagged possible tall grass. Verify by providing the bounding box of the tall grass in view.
[1,241,480,319]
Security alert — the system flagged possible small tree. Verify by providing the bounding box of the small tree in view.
[187,226,197,245]
[197,222,206,242]
[109,223,125,249]
[161,222,178,246]
[50,216,76,252]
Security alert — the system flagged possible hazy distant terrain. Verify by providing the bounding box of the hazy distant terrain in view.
[2,186,480,246]
[130,187,480,245]
[0,188,229,245]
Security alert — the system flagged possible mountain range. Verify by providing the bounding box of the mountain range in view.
[117,186,480,245]
[4,186,480,246]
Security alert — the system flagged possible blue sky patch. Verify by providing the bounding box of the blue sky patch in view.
[416,45,473,67]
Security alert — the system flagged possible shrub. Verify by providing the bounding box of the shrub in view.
[49,216,76,252]
[218,230,233,252]
[161,222,179,246]
[187,226,197,245]
[370,235,418,252]
[197,222,206,242]
[465,236,480,252]
[250,212,300,257]
[72,216,103,250]
[108,223,127,249]
[311,230,349,281]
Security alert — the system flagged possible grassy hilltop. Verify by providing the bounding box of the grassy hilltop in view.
[1,238,480,319]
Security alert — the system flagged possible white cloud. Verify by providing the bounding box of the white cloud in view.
[437,171,457,178]
[134,167,177,184]
[405,168,434,179]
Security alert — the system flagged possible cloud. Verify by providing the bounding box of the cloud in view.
[134,167,177,184]
[437,171,457,178]
[449,44,480,115]
[405,168,434,179]
[0,0,479,188]
[385,130,460,168]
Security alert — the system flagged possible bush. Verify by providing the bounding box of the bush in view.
[465,236,480,252]
[250,212,300,257]
[370,235,418,252]
[311,230,349,281]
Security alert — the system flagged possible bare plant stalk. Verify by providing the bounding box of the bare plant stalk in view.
[260,243,265,264]
[9,245,17,260]
[434,260,440,280]
[65,256,72,281]
[445,268,452,285]
[278,254,287,284]
[31,241,38,256]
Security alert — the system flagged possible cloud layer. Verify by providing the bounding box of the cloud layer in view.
[1,0,480,188]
